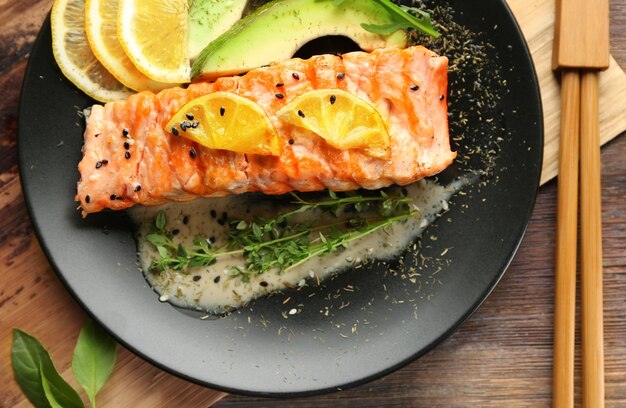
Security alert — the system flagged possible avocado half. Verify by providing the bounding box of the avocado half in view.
[191,0,408,80]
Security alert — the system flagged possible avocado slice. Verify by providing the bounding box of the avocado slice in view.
[191,0,409,80]
[188,0,248,61]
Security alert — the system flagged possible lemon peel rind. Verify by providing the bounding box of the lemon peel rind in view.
[51,0,133,102]
[84,0,175,92]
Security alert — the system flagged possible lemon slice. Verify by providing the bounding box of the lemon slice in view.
[51,0,132,102]
[277,89,390,159]
[118,0,190,83]
[85,0,174,92]
[165,92,281,155]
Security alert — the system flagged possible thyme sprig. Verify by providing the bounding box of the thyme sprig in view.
[146,190,417,282]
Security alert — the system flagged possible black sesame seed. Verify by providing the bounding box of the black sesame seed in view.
[171,229,180,236]
[260,281,268,287]
[210,209,217,218]
[189,148,197,158]
[337,72,345,80]
[275,93,284,99]
[94,133,100,138]
[191,121,199,128]
[335,53,344,60]
[330,95,336,104]
[186,113,194,120]
[410,85,419,91]
[125,151,131,159]
[110,194,116,200]
[124,142,130,149]
[193,275,201,282]
[182,215,189,224]
[85,195,91,203]
[101,159,109,165]
[116,196,124,201]
[297,110,305,118]
[122,128,129,136]
[180,122,187,131]
[439,95,445,100]
[213,275,221,284]
[171,127,179,136]
[95,161,103,169]
[288,139,295,145]
[134,184,142,192]
[217,219,225,226]
[276,82,284,87]
[292,72,300,80]
[220,106,225,116]
[209,236,216,244]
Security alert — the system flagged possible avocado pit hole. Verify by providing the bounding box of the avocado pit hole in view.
[293,36,362,60]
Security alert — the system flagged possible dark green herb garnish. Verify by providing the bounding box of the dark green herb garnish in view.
[146,190,417,282]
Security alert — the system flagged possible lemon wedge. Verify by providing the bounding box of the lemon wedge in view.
[118,0,190,83]
[277,89,390,159]
[165,92,282,155]
[85,0,174,92]
[51,0,132,102]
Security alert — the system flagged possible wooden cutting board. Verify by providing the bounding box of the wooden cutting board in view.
[1,0,625,406]
[507,0,626,184]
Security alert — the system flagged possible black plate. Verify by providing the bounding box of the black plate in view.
[18,0,542,397]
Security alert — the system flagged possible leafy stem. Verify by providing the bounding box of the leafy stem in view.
[147,190,418,282]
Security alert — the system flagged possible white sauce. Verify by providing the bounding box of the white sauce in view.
[131,179,467,314]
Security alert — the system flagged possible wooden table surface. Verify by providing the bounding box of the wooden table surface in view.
[1,0,625,407]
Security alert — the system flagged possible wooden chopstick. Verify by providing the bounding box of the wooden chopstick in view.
[580,71,605,408]
[553,0,608,405]
[553,69,580,408]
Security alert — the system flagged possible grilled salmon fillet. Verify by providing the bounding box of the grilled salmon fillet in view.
[76,46,455,214]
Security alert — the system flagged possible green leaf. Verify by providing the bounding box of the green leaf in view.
[146,233,167,247]
[155,211,167,231]
[12,329,84,408]
[177,244,188,258]
[40,362,85,408]
[72,319,117,408]
[252,223,262,238]
[362,0,439,38]
[12,329,53,408]
[156,246,169,258]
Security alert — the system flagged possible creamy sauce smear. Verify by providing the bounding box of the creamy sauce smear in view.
[131,179,466,314]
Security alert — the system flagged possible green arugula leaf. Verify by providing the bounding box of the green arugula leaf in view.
[72,319,117,408]
[12,329,84,408]
[40,362,85,408]
[362,0,439,38]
